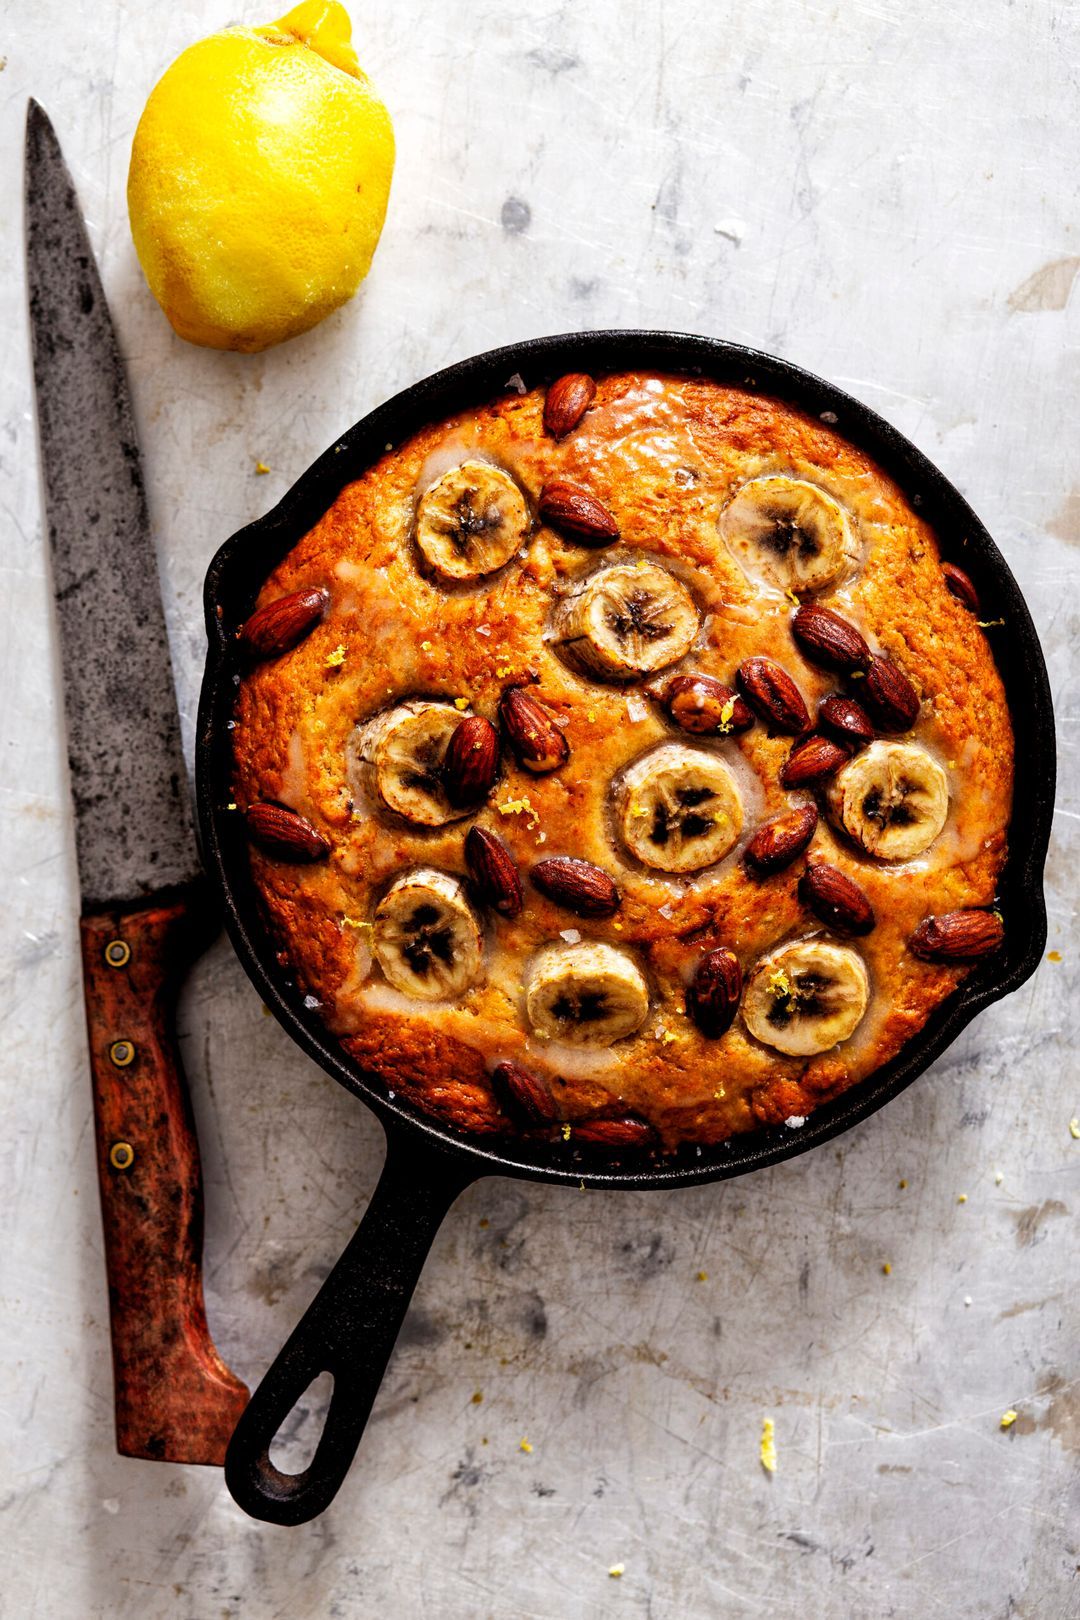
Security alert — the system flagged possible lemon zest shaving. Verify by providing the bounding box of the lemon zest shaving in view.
[326,643,346,668]
[497,794,540,829]
[760,1417,777,1474]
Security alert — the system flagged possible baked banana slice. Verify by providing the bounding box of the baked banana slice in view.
[372,868,483,1000]
[352,700,466,827]
[827,740,948,861]
[415,460,530,581]
[742,940,869,1056]
[618,743,743,872]
[524,939,650,1046]
[719,476,858,596]
[554,560,699,679]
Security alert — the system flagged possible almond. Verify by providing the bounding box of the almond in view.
[798,862,875,935]
[792,604,871,673]
[492,1059,558,1125]
[818,693,875,746]
[735,657,810,734]
[499,687,570,773]
[743,804,818,874]
[686,947,742,1038]
[538,480,619,546]
[245,802,330,862]
[942,561,980,614]
[910,909,1004,961]
[238,586,330,659]
[779,732,851,789]
[443,715,499,806]
[861,655,920,732]
[531,856,621,917]
[543,372,596,439]
[663,673,754,736]
[572,1115,658,1150]
[464,826,523,917]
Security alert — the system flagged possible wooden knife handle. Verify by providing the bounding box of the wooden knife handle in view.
[80,889,248,1464]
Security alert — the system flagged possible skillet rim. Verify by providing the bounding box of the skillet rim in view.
[195,329,1054,1192]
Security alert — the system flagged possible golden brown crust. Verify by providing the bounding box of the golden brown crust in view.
[231,373,1013,1151]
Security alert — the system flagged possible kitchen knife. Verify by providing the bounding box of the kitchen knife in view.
[25,100,248,1464]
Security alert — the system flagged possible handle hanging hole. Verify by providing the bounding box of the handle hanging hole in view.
[267,1370,335,1476]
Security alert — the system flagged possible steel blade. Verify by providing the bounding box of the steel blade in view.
[25,101,202,908]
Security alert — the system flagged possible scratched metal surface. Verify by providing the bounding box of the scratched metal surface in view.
[2,1,1078,1615]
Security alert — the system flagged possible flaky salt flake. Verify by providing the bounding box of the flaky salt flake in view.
[658,902,675,920]
[476,625,491,637]
[506,373,527,395]
[625,692,648,723]
[784,1115,806,1129]
[303,995,322,1010]
[560,928,581,945]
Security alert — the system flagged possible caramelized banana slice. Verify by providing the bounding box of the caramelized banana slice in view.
[524,940,649,1046]
[372,868,483,999]
[743,940,869,1056]
[555,561,699,680]
[720,476,858,596]
[827,741,948,861]
[415,460,530,581]
[618,743,743,873]
[351,700,465,827]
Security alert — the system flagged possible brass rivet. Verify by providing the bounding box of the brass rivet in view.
[104,940,131,968]
[109,1040,135,1068]
[109,1141,135,1171]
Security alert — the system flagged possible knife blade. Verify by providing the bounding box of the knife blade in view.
[25,99,248,1465]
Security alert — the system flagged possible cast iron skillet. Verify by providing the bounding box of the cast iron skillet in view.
[196,332,1055,1525]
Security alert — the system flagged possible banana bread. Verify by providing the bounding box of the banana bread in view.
[230,369,1013,1153]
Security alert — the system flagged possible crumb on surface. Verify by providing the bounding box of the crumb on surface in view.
[1069,1118,1080,1140]
[1000,1409,1018,1430]
[1047,949,1062,962]
[519,1438,533,1453]
[882,1262,892,1275]
[608,1564,625,1579]
[254,460,271,475]
[957,1192,968,1203]
[696,1270,708,1282]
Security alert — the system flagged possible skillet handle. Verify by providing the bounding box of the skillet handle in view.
[225,1127,476,1525]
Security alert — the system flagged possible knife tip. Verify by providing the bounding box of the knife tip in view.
[26,97,52,137]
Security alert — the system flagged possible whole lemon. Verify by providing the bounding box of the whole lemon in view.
[128,1,394,352]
